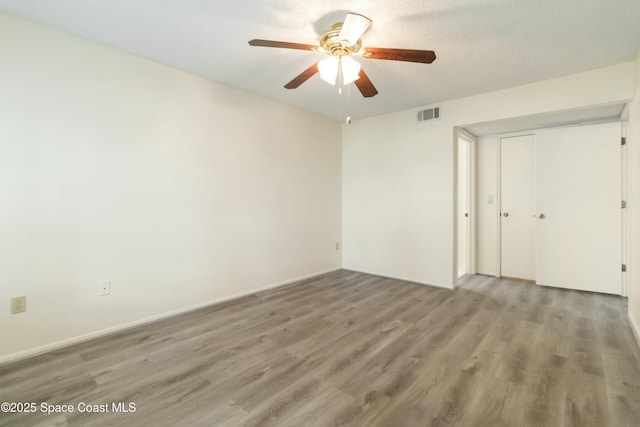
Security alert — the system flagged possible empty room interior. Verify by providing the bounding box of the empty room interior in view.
[2,1,640,426]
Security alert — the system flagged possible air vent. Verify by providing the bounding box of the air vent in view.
[417,107,440,122]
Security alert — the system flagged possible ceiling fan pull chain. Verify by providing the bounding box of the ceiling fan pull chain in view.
[345,83,352,125]
[337,56,344,94]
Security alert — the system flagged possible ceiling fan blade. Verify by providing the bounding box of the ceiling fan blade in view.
[284,62,319,89]
[338,13,372,45]
[248,39,320,52]
[362,47,436,64]
[354,68,378,98]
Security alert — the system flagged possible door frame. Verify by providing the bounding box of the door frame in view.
[622,118,628,297]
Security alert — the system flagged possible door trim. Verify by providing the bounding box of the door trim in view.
[622,120,628,297]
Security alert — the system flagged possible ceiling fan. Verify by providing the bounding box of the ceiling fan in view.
[248,13,436,98]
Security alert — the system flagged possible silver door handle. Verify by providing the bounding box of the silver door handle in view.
[537,213,545,219]
[503,212,509,217]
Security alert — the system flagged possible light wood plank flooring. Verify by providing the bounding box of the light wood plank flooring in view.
[1,270,640,426]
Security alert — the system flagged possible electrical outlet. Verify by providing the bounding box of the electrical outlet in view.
[99,281,110,296]
[11,296,26,314]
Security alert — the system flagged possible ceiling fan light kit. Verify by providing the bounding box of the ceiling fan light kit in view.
[318,56,361,86]
[248,12,436,98]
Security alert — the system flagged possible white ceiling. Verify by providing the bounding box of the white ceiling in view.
[1,0,639,122]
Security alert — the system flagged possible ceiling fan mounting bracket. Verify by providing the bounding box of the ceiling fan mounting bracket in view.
[319,23,362,57]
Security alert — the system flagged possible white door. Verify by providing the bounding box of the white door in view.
[458,138,469,278]
[500,135,536,281]
[536,122,621,294]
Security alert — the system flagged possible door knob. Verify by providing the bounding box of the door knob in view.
[537,213,545,219]
[503,212,509,217]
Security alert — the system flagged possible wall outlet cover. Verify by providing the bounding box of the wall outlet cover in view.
[99,281,110,296]
[11,296,26,314]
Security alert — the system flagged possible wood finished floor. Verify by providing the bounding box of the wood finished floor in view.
[1,270,640,426]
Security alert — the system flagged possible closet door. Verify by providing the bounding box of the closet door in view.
[535,122,621,295]
[500,135,536,281]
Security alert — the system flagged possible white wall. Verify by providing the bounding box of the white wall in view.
[0,13,342,361]
[627,50,640,339]
[343,62,634,289]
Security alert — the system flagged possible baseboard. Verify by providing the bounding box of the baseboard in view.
[629,311,640,350]
[341,268,453,291]
[0,267,341,366]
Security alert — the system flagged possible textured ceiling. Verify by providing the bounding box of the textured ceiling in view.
[1,0,639,122]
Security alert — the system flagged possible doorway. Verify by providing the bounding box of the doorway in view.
[495,122,623,294]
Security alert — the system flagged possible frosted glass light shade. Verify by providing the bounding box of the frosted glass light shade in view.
[340,56,361,84]
[318,56,361,86]
[318,56,339,85]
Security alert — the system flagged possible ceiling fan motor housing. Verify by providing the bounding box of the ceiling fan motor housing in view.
[320,23,362,57]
